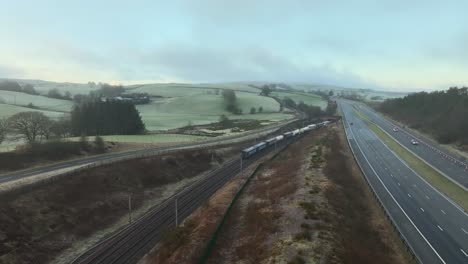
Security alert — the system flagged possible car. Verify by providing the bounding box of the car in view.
[410,139,419,145]
[393,127,399,132]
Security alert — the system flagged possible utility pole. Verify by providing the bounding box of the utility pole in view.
[128,194,132,224]
[175,197,178,226]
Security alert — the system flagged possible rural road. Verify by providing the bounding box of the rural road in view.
[0,120,296,186]
[340,99,468,264]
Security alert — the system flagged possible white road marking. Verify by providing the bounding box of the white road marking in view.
[397,182,401,186]
[462,228,468,235]
[461,248,468,257]
[342,108,447,264]
[437,225,443,231]
[413,184,417,188]
[425,195,430,200]
[408,193,412,198]
[441,210,446,215]
[390,173,393,177]
[420,208,425,212]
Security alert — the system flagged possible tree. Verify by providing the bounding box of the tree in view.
[258,106,263,113]
[222,89,241,114]
[23,84,38,95]
[260,85,272,96]
[7,112,51,144]
[0,81,22,92]
[98,83,125,97]
[380,86,468,144]
[219,114,232,128]
[282,97,296,109]
[250,107,256,114]
[48,88,61,98]
[0,118,7,145]
[50,117,71,138]
[94,135,106,153]
[71,100,145,136]
[64,91,72,100]
[328,90,334,96]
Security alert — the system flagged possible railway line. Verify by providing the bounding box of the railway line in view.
[71,121,326,264]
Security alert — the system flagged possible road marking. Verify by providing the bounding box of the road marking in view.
[437,225,443,231]
[420,208,424,212]
[441,210,446,215]
[342,107,447,264]
[397,182,401,186]
[425,195,430,200]
[413,184,417,188]
[462,228,468,235]
[461,248,468,257]
[408,193,412,198]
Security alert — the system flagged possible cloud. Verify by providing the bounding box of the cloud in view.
[137,44,379,88]
[0,65,24,78]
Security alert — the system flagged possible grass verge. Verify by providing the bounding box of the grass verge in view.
[368,123,468,211]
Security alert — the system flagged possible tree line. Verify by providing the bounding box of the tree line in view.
[0,81,39,95]
[71,99,145,136]
[379,87,468,144]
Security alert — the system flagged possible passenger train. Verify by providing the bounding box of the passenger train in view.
[241,120,332,159]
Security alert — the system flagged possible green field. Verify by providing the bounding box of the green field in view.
[4,79,97,96]
[0,90,73,112]
[0,103,66,119]
[128,83,259,94]
[133,84,292,130]
[0,81,298,132]
[70,134,209,144]
[271,91,327,109]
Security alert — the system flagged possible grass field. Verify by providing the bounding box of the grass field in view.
[133,84,292,130]
[271,91,327,109]
[128,83,259,94]
[368,124,468,211]
[4,79,97,96]
[69,134,209,144]
[0,103,66,119]
[0,90,73,112]
[0,81,297,132]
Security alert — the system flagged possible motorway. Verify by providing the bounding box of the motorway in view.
[340,100,468,263]
[71,127,304,264]
[0,120,296,186]
[352,101,468,190]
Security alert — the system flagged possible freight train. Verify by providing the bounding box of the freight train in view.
[240,120,332,159]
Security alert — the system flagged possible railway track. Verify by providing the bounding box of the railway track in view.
[72,135,297,264]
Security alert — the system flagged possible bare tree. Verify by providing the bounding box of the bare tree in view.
[7,112,51,144]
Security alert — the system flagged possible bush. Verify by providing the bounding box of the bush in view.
[250,107,256,114]
[28,141,83,160]
[94,136,106,153]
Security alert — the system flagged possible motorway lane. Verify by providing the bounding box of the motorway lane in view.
[351,101,468,190]
[340,100,468,264]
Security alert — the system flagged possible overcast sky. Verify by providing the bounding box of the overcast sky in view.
[1,0,467,91]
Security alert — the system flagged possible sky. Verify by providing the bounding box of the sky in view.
[0,0,467,91]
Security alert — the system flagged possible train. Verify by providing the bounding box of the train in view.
[240,120,332,159]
